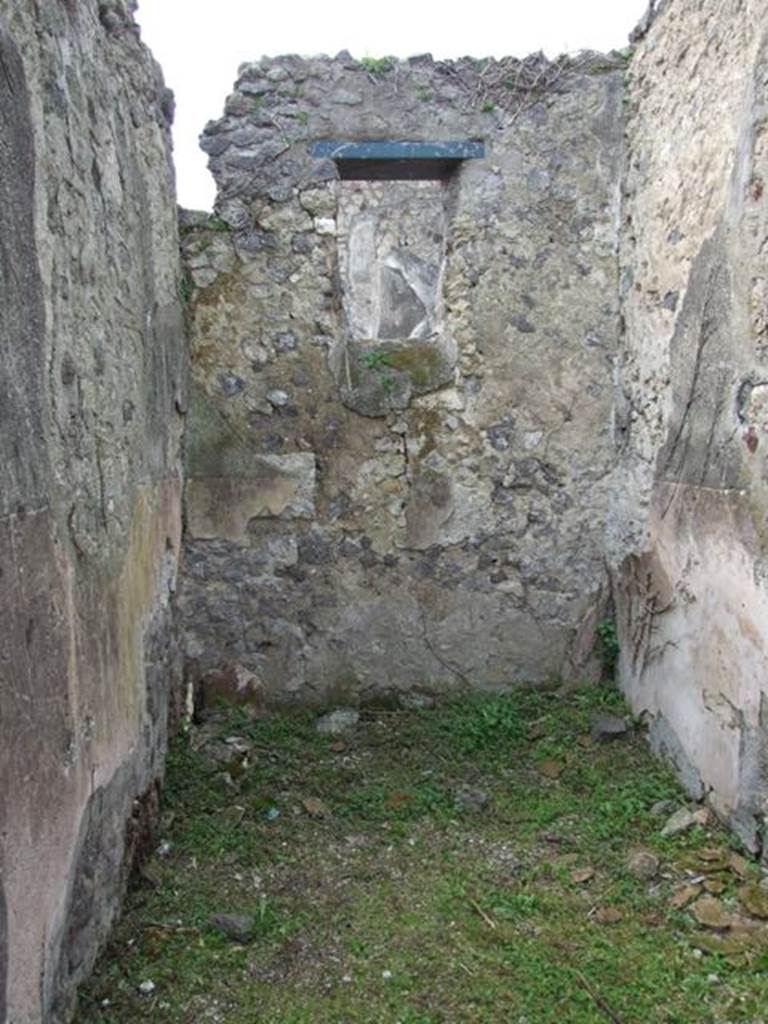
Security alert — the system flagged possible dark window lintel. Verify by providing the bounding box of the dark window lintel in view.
[310,140,485,162]
[311,140,484,179]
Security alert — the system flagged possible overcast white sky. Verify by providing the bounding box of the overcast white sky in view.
[135,0,649,210]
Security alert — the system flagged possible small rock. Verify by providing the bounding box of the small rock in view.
[691,930,768,958]
[381,969,393,980]
[642,910,665,928]
[660,807,697,837]
[728,852,751,879]
[218,372,246,397]
[302,796,330,818]
[336,81,366,100]
[650,799,679,817]
[203,738,250,780]
[224,735,252,755]
[208,913,255,943]
[704,879,726,895]
[454,785,490,813]
[266,388,289,407]
[265,806,280,821]
[571,867,595,884]
[694,854,729,873]
[138,980,156,996]
[626,849,660,881]
[315,708,360,736]
[590,714,630,743]
[537,759,564,780]
[670,883,702,909]
[398,692,436,710]
[698,846,726,863]
[594,907,623,925]
[738,883,768,919]
[219,805,245,826]
[690,896,736,930]
[556,852,579,867]
[511,314,536,334]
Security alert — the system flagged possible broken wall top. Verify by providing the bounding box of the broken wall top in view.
[199,50,628,216]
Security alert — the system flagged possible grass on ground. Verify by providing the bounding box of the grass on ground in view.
[75,687,768,1023]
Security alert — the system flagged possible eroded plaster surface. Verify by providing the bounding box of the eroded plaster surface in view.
[614,0,768,852]
[0,2,185,1019]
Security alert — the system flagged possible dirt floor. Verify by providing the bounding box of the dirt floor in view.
[75,688,768,1023]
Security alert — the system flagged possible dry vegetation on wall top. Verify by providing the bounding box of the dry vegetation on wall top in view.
[76,689,768,1024]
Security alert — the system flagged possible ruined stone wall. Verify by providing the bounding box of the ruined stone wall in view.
[179,52,625,705]
[3,3,768,1018]
[615,0,768,852]
[0,2,186,1019]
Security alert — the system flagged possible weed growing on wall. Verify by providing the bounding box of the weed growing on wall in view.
[359,56,394,76]
[362,350,394,370]
[597,618,620,679]
[177,268,194,308]
[206,217,233,233]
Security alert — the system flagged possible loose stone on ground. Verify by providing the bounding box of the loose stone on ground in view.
[208,913,256,943]
[626,849,660,881]
[315,709,360,736]
[590,714,631,743]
